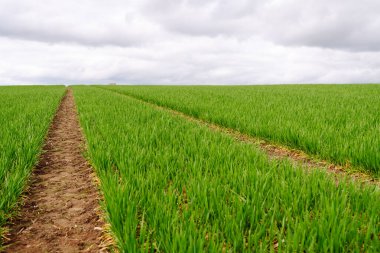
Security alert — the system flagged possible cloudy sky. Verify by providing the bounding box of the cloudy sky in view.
[1,0,380,85]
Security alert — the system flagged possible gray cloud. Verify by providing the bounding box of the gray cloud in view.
[0,0,380,84]
[0,0,166,47]
[144,0,380,52]
[260,0,380,52]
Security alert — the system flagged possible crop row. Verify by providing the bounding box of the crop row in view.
[101,85,380,176]
[0,86,65,245]
[74,86,380,252]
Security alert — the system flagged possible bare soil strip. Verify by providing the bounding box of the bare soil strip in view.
[4,89,108,252]
[105,89,379,187]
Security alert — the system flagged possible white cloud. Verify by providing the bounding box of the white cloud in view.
[0,0,379,84]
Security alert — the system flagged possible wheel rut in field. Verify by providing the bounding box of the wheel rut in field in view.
[4,89,107,253]
[100,88,379,187]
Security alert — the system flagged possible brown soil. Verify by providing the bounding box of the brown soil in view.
[176,112,378,186]
[4,89,108,253]
[106,90,379,187]
[175,113,379,187]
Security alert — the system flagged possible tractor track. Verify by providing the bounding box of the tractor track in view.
[4,89,108,253]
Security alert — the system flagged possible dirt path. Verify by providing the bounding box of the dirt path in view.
[102,88,379,187]
[4,89,107,252]
[171,112,378,186]
[175,113,379,186]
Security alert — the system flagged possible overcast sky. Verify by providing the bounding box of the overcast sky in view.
[1,0,380,85]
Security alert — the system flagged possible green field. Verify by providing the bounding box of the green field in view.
[100,85,380,176]
[0,86,65,241]
[1,85,379,252]
[73,86,379,252]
